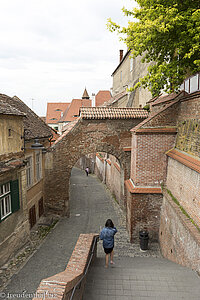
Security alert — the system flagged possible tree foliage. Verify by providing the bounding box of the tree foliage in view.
[107,0,200,96]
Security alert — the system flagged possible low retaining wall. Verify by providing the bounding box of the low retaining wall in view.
[33,233,98,300]
[160,189,200,273]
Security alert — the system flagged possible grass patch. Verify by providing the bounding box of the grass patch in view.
[166,188,200,232]
[38,220,58,239]
[112,192,119,205]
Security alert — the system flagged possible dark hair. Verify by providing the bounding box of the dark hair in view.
[105,219,114,228]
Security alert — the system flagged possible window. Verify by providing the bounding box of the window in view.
[8,129,12,137]
[36,152,42,181]
[183,73,200,94]
[26,157,33,187]
[0,183,11,220]
[0,180,20,221]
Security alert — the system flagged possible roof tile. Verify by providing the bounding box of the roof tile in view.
[60,99,91,122]
[0,100,25,116]
[0,94,52,140]
[95,90,111,107]
[80,107,148,120]
[46,102,70,124]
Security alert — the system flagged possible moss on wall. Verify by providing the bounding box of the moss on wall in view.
[176,119,200,157]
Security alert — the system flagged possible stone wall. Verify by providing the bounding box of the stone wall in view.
[112,52,152,108]
[95,153,105,182]
[0,168,29,267]
[44,118,140,216]
[0,115,23,156]
[160,189,200,273]
[95,153,124,207]
[105,155,122,206]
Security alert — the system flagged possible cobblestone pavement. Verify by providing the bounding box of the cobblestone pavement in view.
[99,186,161,259]
[1,168,199,299]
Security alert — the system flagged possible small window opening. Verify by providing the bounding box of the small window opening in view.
[8,129,12,137]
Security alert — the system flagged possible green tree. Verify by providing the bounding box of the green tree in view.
[107,0,200,97]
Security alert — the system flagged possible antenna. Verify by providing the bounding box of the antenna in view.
[31,98,35,110]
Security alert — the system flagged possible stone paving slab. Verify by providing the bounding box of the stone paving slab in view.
[2,168,200,300]
[83,256,200,300]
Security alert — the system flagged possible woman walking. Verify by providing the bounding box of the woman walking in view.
[100,219,117,268]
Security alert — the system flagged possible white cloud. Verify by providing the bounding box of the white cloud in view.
[0,0,135,116]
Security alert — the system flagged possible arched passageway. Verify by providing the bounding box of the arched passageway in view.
[44,107,148,216]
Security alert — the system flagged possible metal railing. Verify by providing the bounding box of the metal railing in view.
[70,235,99,300]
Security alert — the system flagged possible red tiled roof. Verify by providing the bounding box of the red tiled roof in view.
[131,98,180,133]
[151,91,184,106]
[125,179,162,194]
[46,102,70,124]
[105,90,127,106]
[60,99,91,122]
[53,119,80,145]
[80,107,148,120]
[95,90,111,107]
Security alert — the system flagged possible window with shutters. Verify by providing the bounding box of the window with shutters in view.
[26,156,33,187]
[36,152,42,181]
[0,180,20,221]
[0,183,11,220]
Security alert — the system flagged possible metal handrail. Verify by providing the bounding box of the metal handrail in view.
[70,235,99,300]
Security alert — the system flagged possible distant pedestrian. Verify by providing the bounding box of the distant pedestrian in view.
[100,219,117,268]
[85,167,89,176]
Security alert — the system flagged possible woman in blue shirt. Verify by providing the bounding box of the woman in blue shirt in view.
[100,219,117,268]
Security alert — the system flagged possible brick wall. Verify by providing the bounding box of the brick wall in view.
[160,189,200,273]
[44,118,140,216]
[33,234,98,300]
[176,93,200,158]
[95,153,125,208]
[125,185,163,242]
[131,132,176,186]
[166,157,200,228]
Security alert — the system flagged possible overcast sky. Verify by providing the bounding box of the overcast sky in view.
[0,0,135,116]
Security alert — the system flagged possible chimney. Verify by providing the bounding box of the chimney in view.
[91,93,95,107]
[119,50,124,63]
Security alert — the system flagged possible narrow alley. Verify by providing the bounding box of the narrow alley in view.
[2,168,200,299]
[2,167,126,296]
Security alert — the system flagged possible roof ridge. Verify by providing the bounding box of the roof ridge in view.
[53,118,80,146]
[131,98,180,132]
